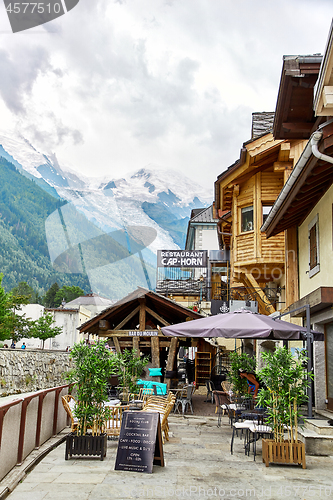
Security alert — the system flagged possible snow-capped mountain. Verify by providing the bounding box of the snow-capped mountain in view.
[0,133,212,299]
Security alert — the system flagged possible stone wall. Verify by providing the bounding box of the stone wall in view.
[0,349,73,396]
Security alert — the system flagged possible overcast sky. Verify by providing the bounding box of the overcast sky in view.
[0,1,332,192]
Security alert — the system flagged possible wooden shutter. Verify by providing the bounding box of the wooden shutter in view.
[309,225,317,270]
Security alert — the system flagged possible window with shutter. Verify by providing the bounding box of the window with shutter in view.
[309,225,317,270]
[308,215,320,278]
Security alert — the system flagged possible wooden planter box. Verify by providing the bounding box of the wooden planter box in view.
[65,433,107,461]
[262,439,306,469]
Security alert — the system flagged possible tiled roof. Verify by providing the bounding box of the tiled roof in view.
[191,205,217,223]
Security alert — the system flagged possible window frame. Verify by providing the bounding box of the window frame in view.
[240,205,254,233]
[308,214,320,278]
[262,204,273,226]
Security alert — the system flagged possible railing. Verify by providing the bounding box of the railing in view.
[156,278,209,298]
[0,384,70,482]
[212,285,285,313]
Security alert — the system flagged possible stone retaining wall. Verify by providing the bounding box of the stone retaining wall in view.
[0,349,73,396]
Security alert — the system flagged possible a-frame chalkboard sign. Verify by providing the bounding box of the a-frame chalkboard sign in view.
[115,411,165,473]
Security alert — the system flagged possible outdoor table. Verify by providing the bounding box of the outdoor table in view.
[104,399,121,407]
[245,424,273,461]
[240,409,267,425]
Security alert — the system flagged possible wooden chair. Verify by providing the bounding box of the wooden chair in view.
[143,392,176,412]
[105,404,130,438]
[128,387,154,407]
[160,402,174,442]
[142,400,174,443]
[61,395,78,433]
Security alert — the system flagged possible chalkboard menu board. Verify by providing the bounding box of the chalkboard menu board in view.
[115,411,164,473]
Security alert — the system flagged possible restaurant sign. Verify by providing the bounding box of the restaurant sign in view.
[129,331,158,337]
[157,250,207,268]
[115,411,164,473]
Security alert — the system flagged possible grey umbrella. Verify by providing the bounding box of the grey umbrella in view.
[161,308,323,341]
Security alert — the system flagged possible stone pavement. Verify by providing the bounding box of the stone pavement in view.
[4,415,333,500]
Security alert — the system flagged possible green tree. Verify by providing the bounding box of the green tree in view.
[11,281,35,303]
[31,311,63,349]
[54,285,84,307]
[0,274,12,334]
[0,274,33,342]
[43,283,60,308]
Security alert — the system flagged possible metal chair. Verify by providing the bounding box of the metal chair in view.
[212,390,235,427]
[205,380,215,403]
[174,384,195,415]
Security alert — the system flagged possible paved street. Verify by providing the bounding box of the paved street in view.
[4,415,333,500]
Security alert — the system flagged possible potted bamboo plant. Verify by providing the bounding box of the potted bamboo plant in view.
[257,346,311,469]
[65,340,117,460]
[115,349,149,403]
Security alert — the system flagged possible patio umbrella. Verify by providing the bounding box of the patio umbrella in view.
[161,308,324,341]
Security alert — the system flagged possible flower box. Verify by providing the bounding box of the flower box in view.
[65,433,107,461]
[262,438,306,469]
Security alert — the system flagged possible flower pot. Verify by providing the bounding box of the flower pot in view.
[65,432,107,461]
[262,438,306,469]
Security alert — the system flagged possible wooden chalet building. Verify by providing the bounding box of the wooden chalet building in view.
[214,55,323,315]
[78,287,216,387]
[262,28,333,411]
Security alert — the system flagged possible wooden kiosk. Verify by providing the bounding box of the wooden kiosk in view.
[78,287,205,388]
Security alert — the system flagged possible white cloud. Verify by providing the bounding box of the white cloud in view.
[0,0,332,187]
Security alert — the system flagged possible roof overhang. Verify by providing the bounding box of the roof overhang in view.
[289,287,333,317]
[273,55,323,140]
[263,121,333,237]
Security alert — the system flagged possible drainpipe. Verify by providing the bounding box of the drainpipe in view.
[311,131,333,165]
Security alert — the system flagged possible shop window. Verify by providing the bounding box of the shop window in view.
[308,214,320,277]
[262,205,273,225]
[241,206,253,232]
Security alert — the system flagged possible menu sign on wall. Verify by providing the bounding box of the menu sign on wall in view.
[115,411,164,473]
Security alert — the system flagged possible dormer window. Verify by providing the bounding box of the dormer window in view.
[241,206,253,232]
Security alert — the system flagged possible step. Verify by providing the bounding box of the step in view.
[304,418,333,436]
[298,426,333,456]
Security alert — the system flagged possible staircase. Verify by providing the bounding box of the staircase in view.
[298,410,333,455]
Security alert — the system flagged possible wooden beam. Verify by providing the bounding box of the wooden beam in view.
[132,337,140,357]
[139,298,146,330]
[113,306,140,331]
[164,337,178,391]
[273,161,293,171]
[241,273,276,315]
[278,142,291,162]
[151,337,161,382]
[99,329,164,337]
[145,306,170,327]
[113,337,121,353]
